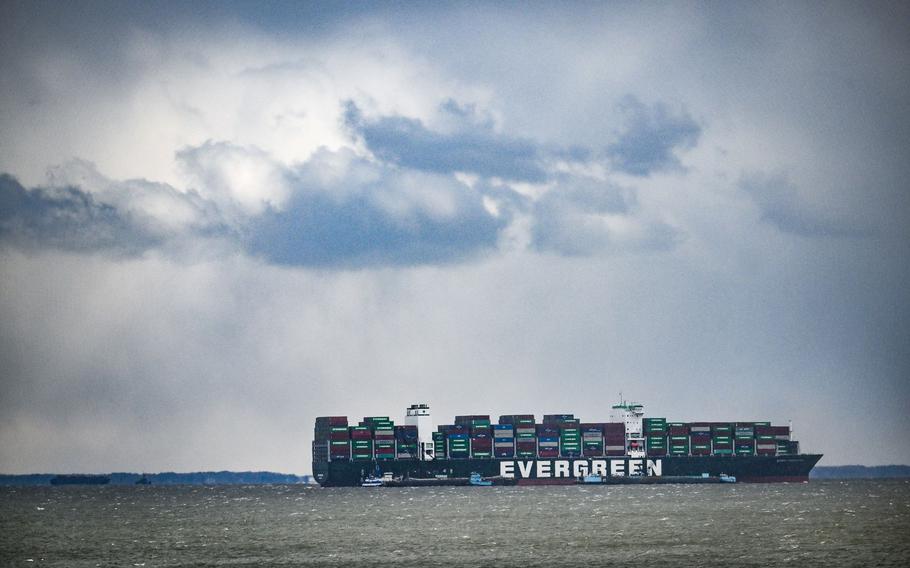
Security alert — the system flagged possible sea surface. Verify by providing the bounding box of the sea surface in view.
[2,480,908,567]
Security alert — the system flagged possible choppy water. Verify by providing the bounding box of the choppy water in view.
[2,480,909,567]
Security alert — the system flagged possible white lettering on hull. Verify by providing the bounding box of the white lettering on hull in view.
[537,461,552,477]
[611,460,625,477]
[518,461,533,478]
[572,461,588,477]
[494,459,664,479]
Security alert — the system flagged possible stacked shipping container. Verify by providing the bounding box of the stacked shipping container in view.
[644,417,667,457]
[493,424,515,458]
[316,412,794,462]
[604,422,626,456]
[314,416,349,462]
[581,424,604,457]
[395,425,418,459]
[668,422,690,455]
[501,414,538,458]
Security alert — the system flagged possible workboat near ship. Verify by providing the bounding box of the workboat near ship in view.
[312,402,822,487]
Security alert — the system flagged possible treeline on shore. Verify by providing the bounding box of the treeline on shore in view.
[810,465,910,479]
[0,471,313,486]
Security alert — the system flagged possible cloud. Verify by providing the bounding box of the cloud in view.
[0,160,233,259]
[0,173,163,255]
[244,148,508,267]
[0,143,510,268]
[741,173,870,238]
[530,176,679,256]
[606,96,701,176]
[345,101,548,182]
[44,159,225,237]
[176,141,293,218]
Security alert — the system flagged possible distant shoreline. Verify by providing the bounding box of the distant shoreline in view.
[0,471,314,486]
[1,466,908,485]
[810,465,910,479]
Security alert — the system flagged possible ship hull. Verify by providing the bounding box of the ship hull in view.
[314,454,823,487]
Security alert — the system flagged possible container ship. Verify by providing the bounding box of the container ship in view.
[312,402,822,486]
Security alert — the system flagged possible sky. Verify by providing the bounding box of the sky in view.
[1,1,908,473]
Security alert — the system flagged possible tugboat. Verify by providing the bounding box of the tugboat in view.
[361,475,383,487]
[469,472,492,486]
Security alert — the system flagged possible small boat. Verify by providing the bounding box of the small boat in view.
[719,474,737,483]
[582,474,603,484]
[469,472,492,486]
[361,475,383,487]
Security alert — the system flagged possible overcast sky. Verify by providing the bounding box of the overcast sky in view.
[1,1,908,473]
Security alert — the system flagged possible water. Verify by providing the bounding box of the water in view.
[2,480,908,567]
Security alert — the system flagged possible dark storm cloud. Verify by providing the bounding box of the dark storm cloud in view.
[741,173,871,238]
[345,101,548,182]
[244,149,507,267]
[0,174,162,254]
[606,96,701,176]
[0,143,511,268]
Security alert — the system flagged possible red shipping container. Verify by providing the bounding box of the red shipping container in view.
[316,416,349,426]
